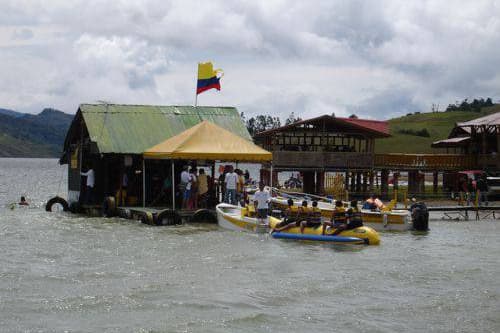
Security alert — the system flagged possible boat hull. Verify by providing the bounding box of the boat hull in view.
[268,219,380,245]
[216,203,277,233]
[270,197,411,231]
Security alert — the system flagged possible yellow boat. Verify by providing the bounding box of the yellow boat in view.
[270,196,410,231]
[216,203,380,245]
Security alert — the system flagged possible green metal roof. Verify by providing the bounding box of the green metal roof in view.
[79,104,250,154]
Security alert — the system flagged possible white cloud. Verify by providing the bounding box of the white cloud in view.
[0,0,499,118]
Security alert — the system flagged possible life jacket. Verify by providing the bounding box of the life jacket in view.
[333,207,346,223]
[296,206,311,219]
[347,207,363,225]
[310,207,322,223]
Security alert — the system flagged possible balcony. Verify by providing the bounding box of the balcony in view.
[272,151,373,169]
[374,154,476,170]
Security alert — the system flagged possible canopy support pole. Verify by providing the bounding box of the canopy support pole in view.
[270,162,273,191]
[142,159,146,208]
[171,160,175,210]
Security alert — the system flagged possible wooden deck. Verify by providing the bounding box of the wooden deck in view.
[269,151,494,172]
[374,153,476,171]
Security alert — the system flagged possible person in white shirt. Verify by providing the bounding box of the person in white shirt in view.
[80,167,95,204]
[254,182,270,225]
[180,165,190,208]
[224,166,238,205]
[187,168,197,209]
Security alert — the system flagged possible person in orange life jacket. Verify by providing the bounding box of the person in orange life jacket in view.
[322,200,346,235]
[332,200,363,235]
[299,200,322,233]
[273,200,308,232]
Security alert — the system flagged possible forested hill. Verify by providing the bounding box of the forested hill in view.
[0,108,73,157]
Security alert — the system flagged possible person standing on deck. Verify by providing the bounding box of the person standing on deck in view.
[235,169,245,206]
[187,168,198,210]
[244,169,250,184]
[180,165,190,209]
[80,166,95,204]
[476,175,489,206]
[224,166,238,205]
[197,168,208,208]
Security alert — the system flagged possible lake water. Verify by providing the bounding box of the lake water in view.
[0,158,499,332]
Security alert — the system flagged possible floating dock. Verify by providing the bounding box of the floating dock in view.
[426,205,499,220]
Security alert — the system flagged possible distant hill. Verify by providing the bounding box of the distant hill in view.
[1,104,498,157]
[0,108,23,118]
[375,104,500,153]
[0,108,73,157]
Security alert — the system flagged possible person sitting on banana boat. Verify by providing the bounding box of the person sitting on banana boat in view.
[299,201,322,233]
[322,200,346,235]
[331,200,364,235]
[273,200,308,232]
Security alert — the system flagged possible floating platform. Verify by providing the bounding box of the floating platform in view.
[426,205,499,220]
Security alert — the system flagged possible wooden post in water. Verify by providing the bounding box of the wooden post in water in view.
[381,169,389,199]
[362,172,368,194]
[171,160,175,210]
[355,172,362,194]
[433,171,439,194]
[142,159,146,208]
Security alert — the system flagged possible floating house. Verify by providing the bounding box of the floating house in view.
[60,104,268,209]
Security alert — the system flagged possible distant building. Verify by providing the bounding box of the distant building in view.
[432,112,500,170]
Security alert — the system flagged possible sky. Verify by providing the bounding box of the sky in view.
[1,0,500,120]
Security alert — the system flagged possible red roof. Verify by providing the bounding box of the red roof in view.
[339,117,390,136]
[254,115,390,138]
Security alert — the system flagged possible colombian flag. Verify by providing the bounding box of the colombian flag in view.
[197,62,223,95]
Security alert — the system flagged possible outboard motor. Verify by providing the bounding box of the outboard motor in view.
[410,202,429,231]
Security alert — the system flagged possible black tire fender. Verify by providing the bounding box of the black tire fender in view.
[102,196,117,217]
[157,209,182,226]
[190,209,217,224]
[140,211,155,225]
[45,196,69,212]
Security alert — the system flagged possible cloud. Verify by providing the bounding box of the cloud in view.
[0,0,499,119]
[11,28,34,40]
[74,34,169,90]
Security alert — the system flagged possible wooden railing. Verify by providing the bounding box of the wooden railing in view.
[272,151,373,169]
[271,151,492,171]
[374,154,476,170]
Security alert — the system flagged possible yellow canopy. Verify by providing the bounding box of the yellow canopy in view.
[143,120,272,161]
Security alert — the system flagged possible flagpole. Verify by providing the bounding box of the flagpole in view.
[195,63,198,107]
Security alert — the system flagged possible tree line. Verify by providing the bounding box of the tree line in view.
[240,112,303,136]
[445,97,494,113]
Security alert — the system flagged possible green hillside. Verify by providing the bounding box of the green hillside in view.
[0,108,73,157]
[375,105,500,153]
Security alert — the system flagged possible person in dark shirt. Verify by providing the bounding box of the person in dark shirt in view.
[476,175,489,206]
[331,200,363,235]
[323,200,346,235]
